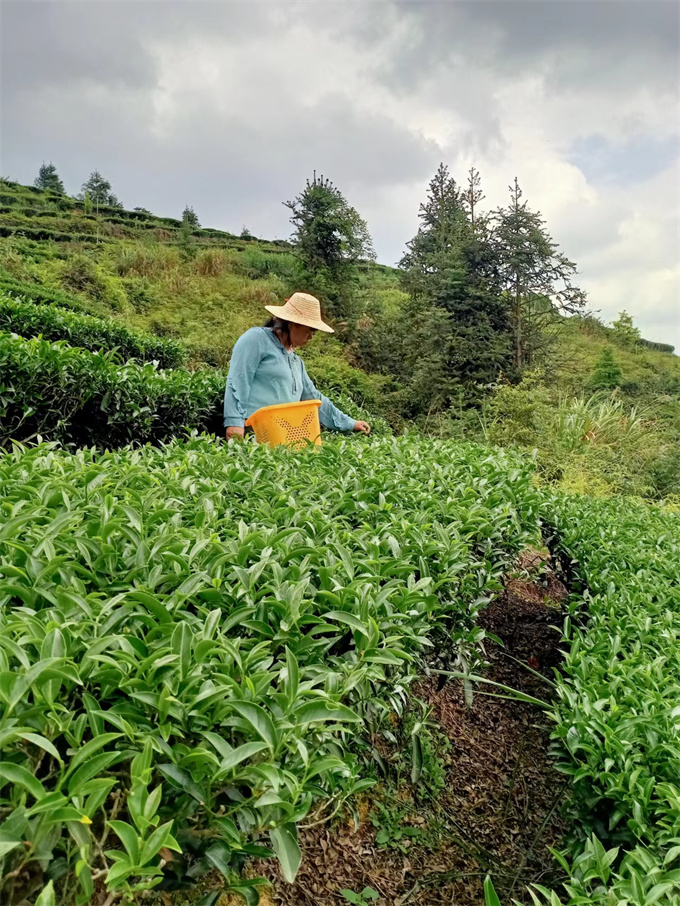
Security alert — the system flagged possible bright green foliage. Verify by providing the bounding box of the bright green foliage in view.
[482,378,676,498]
[340,887,380,904]
[0,294,186,367]
[539,493,680,903]
[0,436,540,901]
[0,332,223,447]
[589,347,622,390]
[0,273,88,313]
[34,163,65,195]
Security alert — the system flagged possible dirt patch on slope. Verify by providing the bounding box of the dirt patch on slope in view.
[252,557,570,905]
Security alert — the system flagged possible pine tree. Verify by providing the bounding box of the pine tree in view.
[34,162,65,194]
[611,311,641,348]
[182,205,200,228]
[493,178,586,370]
[80,171,120,208]
[590,347,622,389]
[284,172,375,318]
[399,163,512,401]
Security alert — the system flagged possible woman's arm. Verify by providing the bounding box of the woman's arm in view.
[300,362,370,434]
[224,330,265,438]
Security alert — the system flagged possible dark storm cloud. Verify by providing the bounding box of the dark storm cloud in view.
[386,0,679,89]
[1,1,283,95]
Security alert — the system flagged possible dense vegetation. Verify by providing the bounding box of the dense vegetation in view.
[539,494,680,904]
[0,436,539,904]
[2,170,680,906]
[2,174,678,499]
[0,294,186,367]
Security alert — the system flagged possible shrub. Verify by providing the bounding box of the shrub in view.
[539,493,680,904]
[0,273,86,312]
[0,333,223,447]
[238,246,298,280]
[0,436,540,901]
[59,255,126,310]
[0,294,186,367]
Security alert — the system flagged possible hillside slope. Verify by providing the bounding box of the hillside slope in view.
[1,177,679,496]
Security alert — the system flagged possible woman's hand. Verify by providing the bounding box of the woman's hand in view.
[226,426,245,441]
[353,420,371,435]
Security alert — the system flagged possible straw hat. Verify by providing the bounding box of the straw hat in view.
[265,292,334,334]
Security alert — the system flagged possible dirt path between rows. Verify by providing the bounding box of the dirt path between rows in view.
[253,554,570,906]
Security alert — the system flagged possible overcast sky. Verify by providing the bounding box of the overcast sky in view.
[2,0,679,345]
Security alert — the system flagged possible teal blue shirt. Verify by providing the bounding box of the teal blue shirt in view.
[223,327,356,432]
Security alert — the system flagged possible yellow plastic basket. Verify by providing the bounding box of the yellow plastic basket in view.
[245,400,322,448]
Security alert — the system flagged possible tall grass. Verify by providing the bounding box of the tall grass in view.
[555,394,648,451]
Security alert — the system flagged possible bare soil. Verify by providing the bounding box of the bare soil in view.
[252,555,570,906]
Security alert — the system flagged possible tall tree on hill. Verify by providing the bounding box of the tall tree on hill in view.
[284,172,375,319]
[611,310,641,348]
[182,205,200,228]
[80,171,121,209]
[493,178,585,370]
[399,163,513,410]
[34,162,65,194]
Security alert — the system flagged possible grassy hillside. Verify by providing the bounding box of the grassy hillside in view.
[2,176,679,496]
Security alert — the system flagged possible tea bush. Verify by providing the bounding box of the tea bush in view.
[0,333,223,447]
[0,436,541,902]
[0,295,186,367]
[538,493,680,904]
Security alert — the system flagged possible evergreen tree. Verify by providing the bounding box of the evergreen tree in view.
[79,171,120,208]
[34,162,65,194]
[182,205,200,228]
[177,217,195,258]
[284,172,375,318]
[590,346,622,390]
[399,163,512,403]
[494,178,585,370]
[611,310,641,348]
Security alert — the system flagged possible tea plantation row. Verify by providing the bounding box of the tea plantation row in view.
[0,436,541,903]
[539,495,680,905]
[0,294,186,367]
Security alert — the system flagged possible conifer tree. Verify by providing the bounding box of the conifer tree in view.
[590,346,623,390]
[182,205,200,228]
[493,178,585,370]
[34,162,65,194]
[285,172,374,318]
[399,163,512,403]
[80,171,121,208]
[611,311,641,348]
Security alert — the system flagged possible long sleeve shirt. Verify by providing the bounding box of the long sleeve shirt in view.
[223,327,356,432]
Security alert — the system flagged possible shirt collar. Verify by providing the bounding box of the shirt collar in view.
[264,327,296,356]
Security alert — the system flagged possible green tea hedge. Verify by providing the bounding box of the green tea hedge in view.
[0,436,540,903]
[0,332,222,447]
[0,294,186,367]
[538,494,680,904]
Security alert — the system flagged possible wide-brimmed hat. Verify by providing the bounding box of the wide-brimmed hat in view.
[264,292,334,334]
